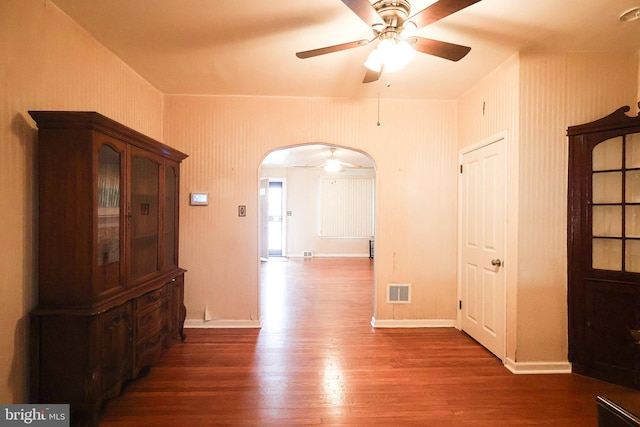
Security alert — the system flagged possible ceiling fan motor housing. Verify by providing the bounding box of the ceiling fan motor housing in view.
[372,0,411,31]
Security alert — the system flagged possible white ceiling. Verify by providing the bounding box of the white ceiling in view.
[262,144,375,169]
[51,0,640,100]
[49,0,640,167]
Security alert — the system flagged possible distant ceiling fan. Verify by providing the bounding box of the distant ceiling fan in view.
[320,148,365,173]
[296,0,481,83]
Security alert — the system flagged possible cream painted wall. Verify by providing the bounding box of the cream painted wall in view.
[516,51,638,363]
[458,51,639,364]
[260,166,374,257]
[0,0,164,403]
[457,54,520,362]
[164,96,459,325]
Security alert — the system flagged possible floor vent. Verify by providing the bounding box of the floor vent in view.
[303,251,313,258]
[387,284,411,303]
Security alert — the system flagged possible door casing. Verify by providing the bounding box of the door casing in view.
[457,133,508,361]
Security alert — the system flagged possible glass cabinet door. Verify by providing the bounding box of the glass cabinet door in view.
[591,133,640,272]
[129,149,161,283]
[97,141,125,295]
[163,162,179,271]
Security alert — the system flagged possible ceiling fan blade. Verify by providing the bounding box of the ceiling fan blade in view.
[362,68,381,84]
[407,0,481,30]
[296,39,369,59]
[341,0,385,27]
[410,37,471,61]
[340,161,364,169]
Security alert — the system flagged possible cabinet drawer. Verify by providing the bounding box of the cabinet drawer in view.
[136,305,163,338]
[135,332,164,371]
[136,287,167,311]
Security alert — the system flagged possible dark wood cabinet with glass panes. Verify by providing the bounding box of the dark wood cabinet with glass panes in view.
[28,111,188,426]
[567,104,640,390]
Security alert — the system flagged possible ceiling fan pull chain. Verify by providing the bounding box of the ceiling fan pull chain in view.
[377,92,381,126]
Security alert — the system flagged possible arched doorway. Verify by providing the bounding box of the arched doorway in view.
[258,143,377,324]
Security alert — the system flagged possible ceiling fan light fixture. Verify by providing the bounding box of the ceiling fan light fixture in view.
[364,38,391,72]
[364,38,416,73]
[324,158,343,173]
[392,38,417,70]
[363,49,382,72]
[401,20,417,37]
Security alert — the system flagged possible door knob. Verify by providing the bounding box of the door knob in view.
[491,259,502,267]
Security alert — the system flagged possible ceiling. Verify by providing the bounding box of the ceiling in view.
[49,0,640,168]
[51,0,640,100]
[262,144,375,169]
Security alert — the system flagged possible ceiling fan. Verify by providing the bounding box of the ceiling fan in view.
[320,148,365,172]
[296,0,481,83]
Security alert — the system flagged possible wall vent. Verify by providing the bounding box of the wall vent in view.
[303,251,313,258]
[387,283,411,303]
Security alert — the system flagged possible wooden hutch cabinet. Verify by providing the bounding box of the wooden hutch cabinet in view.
[568,104,640,389]
[29,111,188,425]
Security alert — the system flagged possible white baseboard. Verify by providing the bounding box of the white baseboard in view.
[504,358,572,374]
[184,319,262,329]
[371,317,457,328]
[288,253,371,258]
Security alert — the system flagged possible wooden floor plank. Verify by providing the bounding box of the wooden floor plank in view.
[99,257,639,426]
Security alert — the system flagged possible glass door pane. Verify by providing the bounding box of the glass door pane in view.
[626,206,640,237]
[593,239,622,271]
[593,206,622,237]
[592,172,622,204]
[591,134,640,272]
[97,144,123,291]
[593,137,622,170]
[591,137,623,271]
[163,164,177,270]
[626,170,640,202]
[626,240,640,273]
[130,152,160,281]
[625,133,640,168]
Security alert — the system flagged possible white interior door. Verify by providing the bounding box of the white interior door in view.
[459,137,507,360]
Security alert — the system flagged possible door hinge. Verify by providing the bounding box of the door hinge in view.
[460,164,463,174]
[459,300,462,309]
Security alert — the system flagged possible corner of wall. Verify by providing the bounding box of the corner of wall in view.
[636,49,640,110]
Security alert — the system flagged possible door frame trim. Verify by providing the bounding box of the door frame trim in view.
[457,131,509,362]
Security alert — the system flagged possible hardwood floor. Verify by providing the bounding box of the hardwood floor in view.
[100,257,638,426]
